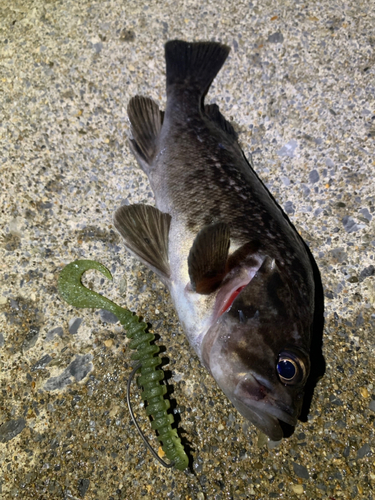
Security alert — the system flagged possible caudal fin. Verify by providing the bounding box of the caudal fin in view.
[165,40,230,98]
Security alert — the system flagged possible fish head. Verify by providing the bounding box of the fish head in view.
[201,256,312,440]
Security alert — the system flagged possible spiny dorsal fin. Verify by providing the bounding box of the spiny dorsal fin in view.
[188,222,230,294]
[128,96,164,169]
[114,204,171,282]
[205,103,238,141]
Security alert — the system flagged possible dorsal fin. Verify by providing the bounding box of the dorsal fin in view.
[188,222,230,294]
[205,103,238,141]
[114,204,171,282]
[127,96,164,172]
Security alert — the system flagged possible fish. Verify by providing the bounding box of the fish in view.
[114,40,319,441]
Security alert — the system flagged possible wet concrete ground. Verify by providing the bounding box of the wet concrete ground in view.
[1,0,375,498]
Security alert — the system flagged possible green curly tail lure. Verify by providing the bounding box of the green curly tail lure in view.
[58,259,188,471]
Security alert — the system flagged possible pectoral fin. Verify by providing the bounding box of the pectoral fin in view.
[114,204,171,282]
[227,240,261,270]
[188,222,230,294]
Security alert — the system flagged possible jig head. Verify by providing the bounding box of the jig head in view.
[58,259,189,470]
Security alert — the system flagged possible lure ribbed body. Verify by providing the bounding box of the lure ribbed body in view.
[120,310,187,470]
[58,260,188,470]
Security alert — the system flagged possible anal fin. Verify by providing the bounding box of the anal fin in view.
[188,222,230,294]
[114,204,171,282]
[128,96,164,172]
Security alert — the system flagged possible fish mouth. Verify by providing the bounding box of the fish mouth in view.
[231,372,298,440]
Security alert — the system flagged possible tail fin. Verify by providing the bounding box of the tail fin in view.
[165,40,230,97]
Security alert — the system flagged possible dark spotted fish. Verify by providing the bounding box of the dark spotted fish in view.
[114,40,319,440]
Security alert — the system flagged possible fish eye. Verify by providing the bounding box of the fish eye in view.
[277,351,307,385]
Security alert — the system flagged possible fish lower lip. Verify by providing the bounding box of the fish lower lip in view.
[235,374,298,427]
[229,393,292,440]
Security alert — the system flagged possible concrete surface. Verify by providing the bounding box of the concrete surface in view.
[1,0,374,498]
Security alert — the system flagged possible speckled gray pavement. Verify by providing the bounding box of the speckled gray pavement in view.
[1,1,375,499]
